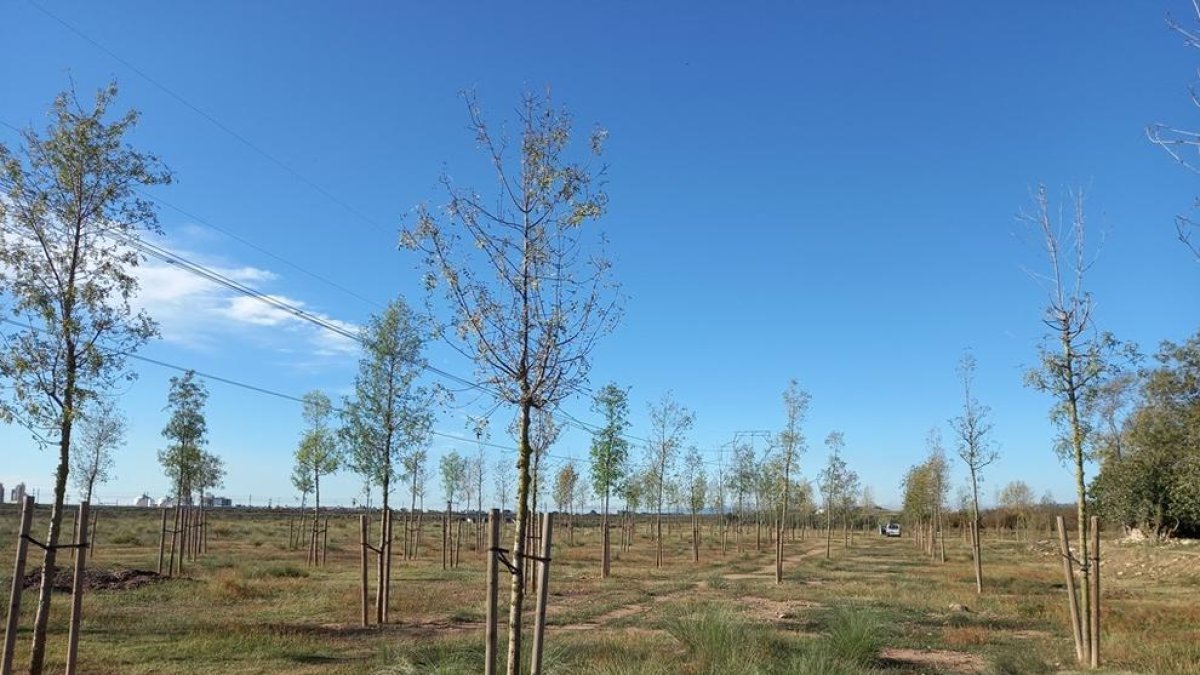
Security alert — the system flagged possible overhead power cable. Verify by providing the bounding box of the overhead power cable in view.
[25,0,392,238]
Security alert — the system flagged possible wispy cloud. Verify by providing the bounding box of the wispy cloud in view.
[131,244,360,363]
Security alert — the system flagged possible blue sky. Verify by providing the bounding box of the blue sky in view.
[1,1,1197,510]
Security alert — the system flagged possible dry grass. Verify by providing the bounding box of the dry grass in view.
[0,505,1196,673]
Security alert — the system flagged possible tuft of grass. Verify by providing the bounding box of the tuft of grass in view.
[821,608,883,667]
[665,604,765,672]
[248,563,309,579]
[705,572,727,590]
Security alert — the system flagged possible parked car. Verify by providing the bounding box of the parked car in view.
[884,523,901,537]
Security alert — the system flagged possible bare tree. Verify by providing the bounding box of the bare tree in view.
[645,392,694,568]
[1021,186,1136,667]
[71,398,126,503]
[950,351,997,594]
[1147,1,1200,260]
[401,91,619,675]
[494,455,514,512]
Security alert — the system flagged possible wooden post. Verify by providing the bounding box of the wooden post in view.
[485,509,500,675]
[322,517,330,566]
[307,515,316,566]
[383,510,393,623]
[156,509,168,576]
[454,517,464,568]
[359,515,369,627]
[1089,516,1100,669]
[3,496,35,675]
[1056,516,1084,663]
[169,505,180,576]
[69,510,78,562]
[64,501,90,675]
[89,511,99,562]
[530,513,554,675]
[442,504,449,570]
[288,516,295,550]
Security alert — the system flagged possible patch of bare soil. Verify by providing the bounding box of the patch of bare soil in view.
[22,567,167,592]
[880,647,986,674]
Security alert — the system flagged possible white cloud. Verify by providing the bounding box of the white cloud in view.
[131,247,360,363]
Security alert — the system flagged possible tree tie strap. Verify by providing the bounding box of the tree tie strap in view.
[21,535,87,551]
[490,546,519,575]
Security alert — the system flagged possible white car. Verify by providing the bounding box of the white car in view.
[884,523,901,537]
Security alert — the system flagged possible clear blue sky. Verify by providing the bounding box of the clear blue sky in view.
[1,1,1196,509]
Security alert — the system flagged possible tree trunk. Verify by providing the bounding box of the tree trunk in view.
[29,351,76,675]
[970,469,983,594]
[505,401,534,675]
[600,489,610,579]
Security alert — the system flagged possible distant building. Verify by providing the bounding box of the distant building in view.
[0,483,5,504]
[12,483,27,504]
[157,496,175,508]
[135,494,154,508]
[202,495,232,508]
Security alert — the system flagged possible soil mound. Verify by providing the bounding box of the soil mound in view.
[22,567,166,592]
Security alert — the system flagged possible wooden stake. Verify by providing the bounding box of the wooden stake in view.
[322,517,330,566]
[485,509,500,675]
[89,512,98,562]
[1089,516,1100,669]
[1056,516,1084,663]
[454,517,463,568]
[2,496,35,675]
[359,515,369,627]
[156,509,167,576]
[530,513,554,675]
[69,511,78,562]
[383,510,393,623]
[64,501,90,675]
[169,505,180,576]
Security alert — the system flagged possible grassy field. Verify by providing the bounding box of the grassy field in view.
[1,505,1198,674]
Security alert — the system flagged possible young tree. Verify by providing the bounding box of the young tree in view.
[494,455,514,512]
[440,451,467,509]
[71,398,126,503]
[400,91,619,675]
[402,448,428,515]
[294,390,340,519]
[589,382,630,578]
[159,371,210,504]
[950,352,996,594]
[0,84,170,673]
[645,392,694,568]
[553,462,579,543]
[341,297,434,622]
[819,431,848,559]
[291,463,313,509]
[728,441,758,550]
[524,408,561,519]
[553,462,578,513]
[925,429,950,561]
[1021,187,1138,665]
[775,379,810,582]
[680,446,707,562]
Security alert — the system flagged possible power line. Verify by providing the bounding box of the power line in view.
[25,0,391,238]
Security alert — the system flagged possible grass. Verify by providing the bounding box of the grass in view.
[0,505,1196,673]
